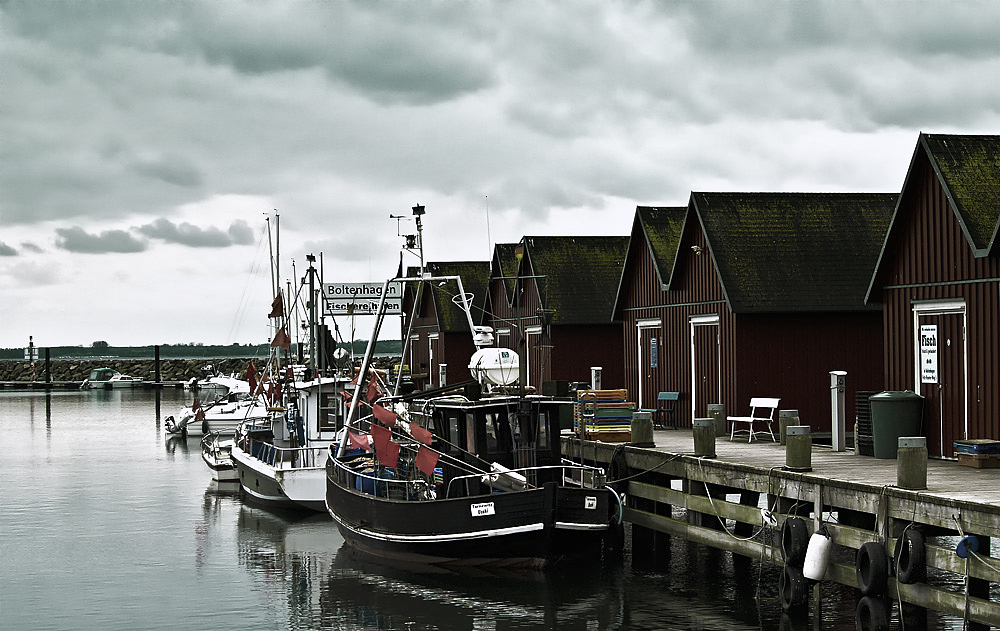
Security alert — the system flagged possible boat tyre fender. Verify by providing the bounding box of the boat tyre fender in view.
[894,528,927,584]
[855,595,889,631]
[202,419,210,436]
[779,564,807,611]
[781,516,808,567]
[607,450,628,495]
[856,542,889,596]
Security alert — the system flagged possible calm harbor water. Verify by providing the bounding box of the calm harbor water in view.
[2,389,965,630]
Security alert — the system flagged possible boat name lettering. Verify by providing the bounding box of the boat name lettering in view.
[585,496,597,510]
[470,502,495,517]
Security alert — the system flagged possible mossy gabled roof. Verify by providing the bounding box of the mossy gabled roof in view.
[521,235,629,325]
[921,133,1000,256]
[691,192,896,313]
[612,206,687,318]
[637,206,688,289]
[425,261,491,331]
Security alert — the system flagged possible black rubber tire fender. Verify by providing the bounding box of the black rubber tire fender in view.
[857,542,889,596]
[781,516,808,567]
[895,528,927,584]
[855,595,890,631]
[779,563,807,611]
[202,419,210,436]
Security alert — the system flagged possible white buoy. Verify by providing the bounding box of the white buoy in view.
[803,528,833,581]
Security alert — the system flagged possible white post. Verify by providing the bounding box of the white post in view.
[830,370,847,452]
[590,366,602,391]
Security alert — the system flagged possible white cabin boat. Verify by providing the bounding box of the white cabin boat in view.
[231,376,352,512]
[82,367,145,389]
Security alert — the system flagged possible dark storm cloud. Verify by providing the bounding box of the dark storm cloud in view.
[170,2,497,105]
[0,242,17,256]
[136,218,255,247]
[55,227,147,254]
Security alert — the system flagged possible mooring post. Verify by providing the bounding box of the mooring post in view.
[154,345,161,385]
[693,418,716,457]
[778,409,799,446]
[897,436,928,490]
[44,348,51,385]
[785,425,812,472]
[631,410,654,448]
[707,403,727,437]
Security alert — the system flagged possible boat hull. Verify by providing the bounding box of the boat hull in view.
[230,443,327,512]
[325,462,611,568]
[201,436,238,482]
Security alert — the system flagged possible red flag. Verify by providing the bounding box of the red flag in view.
[270,327,291,350]
[195,408,205,421]
[415,446,440,476]
[348,431,372,452]
[246,361,257,395]
[192,398,200,411]
[371,422,391,452]
[377,440,401,469]
[366,373,381,402]
[373,404,397,427]
[268,293,283,318]
[270,380,282,404]
[409,422,432,445]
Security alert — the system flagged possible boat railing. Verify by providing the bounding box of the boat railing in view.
[331,457,433,501]
[446,462,607,498]
[331,455,606,502]
[239,436,329,469]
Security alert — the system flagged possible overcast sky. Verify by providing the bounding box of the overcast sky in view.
[2,0,999,349]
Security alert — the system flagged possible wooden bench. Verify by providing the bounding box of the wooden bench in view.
[728,397,781,442]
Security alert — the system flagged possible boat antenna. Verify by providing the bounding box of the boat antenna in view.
[484,195,491,260]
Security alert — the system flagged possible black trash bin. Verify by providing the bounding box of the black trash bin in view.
[868,391,925,459]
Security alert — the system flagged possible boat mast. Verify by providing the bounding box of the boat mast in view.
[392,205,426,395]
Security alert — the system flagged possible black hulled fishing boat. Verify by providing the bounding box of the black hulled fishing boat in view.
[324,209,619,568]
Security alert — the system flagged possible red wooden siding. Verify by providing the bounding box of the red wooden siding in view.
[879,156,1000,454]
[733,313,884,432]
[621,226,728,425]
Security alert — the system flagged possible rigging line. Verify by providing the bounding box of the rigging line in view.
[227,223,270,343]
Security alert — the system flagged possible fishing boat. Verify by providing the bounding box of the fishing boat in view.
[201,431,238,482]
[81,367,145,389]
[324,269,620,568]
[231,375,352,512]
[228,247,357,512]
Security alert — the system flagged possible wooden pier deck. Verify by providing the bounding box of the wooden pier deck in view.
[564,428,1000,627]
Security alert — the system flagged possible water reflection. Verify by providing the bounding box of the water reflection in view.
[165,434,192,455]
[323,547,627,631]
[236,505,341,630]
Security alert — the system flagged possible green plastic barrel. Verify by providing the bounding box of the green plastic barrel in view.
[868,391,925,459]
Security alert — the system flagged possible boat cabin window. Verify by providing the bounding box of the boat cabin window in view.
[536,410,550,450]
[432,411,462,452]
[318,392,342,431]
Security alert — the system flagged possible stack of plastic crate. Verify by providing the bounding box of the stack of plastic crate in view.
[574,389,634,442]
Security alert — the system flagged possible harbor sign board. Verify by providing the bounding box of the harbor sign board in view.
[324,282,403,316]
[920,324,938,384]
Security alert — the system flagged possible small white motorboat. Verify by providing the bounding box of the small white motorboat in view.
[81,367,145,389]
[165,394,270,437]
[201,431,238,482]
